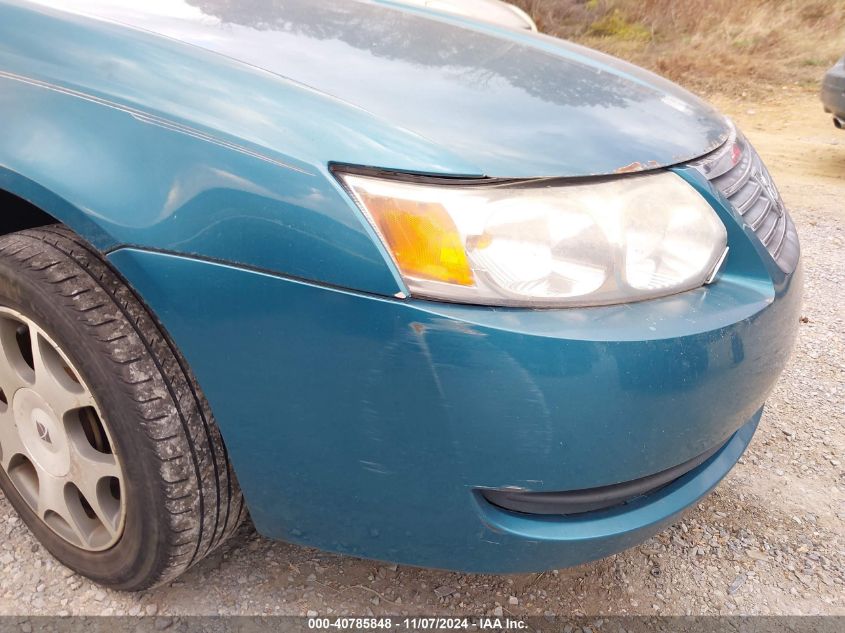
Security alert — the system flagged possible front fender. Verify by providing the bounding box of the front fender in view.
[0,68,404,295]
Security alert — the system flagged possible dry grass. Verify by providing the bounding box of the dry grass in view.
[512,0,845,97]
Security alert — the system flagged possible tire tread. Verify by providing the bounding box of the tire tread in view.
[0,225,244,589]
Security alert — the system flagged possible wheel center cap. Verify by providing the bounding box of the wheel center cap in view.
[12,388,70,477]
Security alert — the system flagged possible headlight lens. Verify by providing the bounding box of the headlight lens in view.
[340,171,728,307]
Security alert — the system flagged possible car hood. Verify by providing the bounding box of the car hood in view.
[24,0,730,178]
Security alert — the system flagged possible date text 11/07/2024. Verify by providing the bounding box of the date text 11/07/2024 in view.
[307,617,528,630]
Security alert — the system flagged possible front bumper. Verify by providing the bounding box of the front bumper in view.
[108,168,801,573]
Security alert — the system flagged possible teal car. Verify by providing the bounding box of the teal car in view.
[0,0,800,590]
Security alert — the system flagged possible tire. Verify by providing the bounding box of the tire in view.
[0,224,244,590]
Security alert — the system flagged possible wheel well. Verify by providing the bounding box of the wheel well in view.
[0,189,58,236]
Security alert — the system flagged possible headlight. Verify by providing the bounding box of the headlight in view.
[339,171,728,307]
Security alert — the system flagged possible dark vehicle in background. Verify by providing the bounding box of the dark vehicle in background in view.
[821,55,845,129]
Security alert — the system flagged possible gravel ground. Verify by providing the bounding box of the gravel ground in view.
[0,92,842,619]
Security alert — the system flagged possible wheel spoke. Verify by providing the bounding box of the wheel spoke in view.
[0,318,32,395]
[36,462,107,549]
[0,410,26,470]
[72,446,121,480]
[31,330,95,417]
[35,466,91,547]
[36,466,70,517]
[70,446,122,536]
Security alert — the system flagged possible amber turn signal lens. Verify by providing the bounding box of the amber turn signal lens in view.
[355,191,474,286]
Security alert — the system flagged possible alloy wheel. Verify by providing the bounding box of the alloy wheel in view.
[0,307,125,551]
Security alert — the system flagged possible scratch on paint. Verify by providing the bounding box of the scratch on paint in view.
[359,460,391,475]
[409,320,487,337]
[408,322,447,400]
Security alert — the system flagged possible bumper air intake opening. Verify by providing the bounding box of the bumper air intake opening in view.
[479,439,728,517]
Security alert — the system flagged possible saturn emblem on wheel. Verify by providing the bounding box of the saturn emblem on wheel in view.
[35,419,50,444]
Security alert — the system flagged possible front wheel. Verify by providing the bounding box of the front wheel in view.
[0,225,244,590]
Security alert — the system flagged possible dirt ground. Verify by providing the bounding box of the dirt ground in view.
[0,90,842,619]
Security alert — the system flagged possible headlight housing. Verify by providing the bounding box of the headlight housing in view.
[339,170,728,307]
